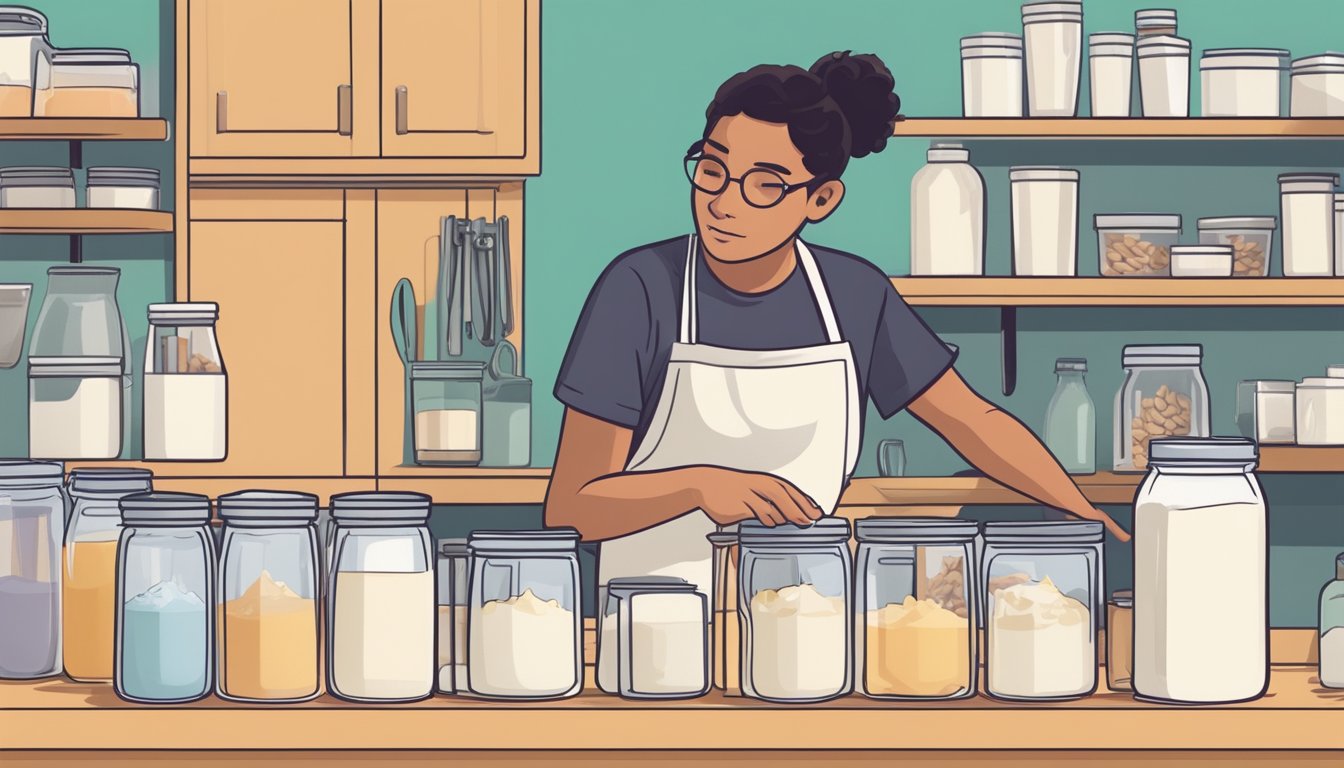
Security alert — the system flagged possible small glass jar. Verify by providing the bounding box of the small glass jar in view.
[708,530,741,696]
[34,48,139,117]
[598,576,709,699]
[739,518,852,703]
[856,518,978,701]
[1319,553,1344,689]
[0,8,49,116]
[1044,357,1095,474]
[86,167,160,210]
[114,492,215,703]
[1248,380,1297,444]
[0,166,75,207]
[411,361,484,466]
[217,491,321,703]
[467,529,582,700]
[1114,344,1210,472]
[436,538,469,694]
[877,439,907,477]
[0,460,65,680]
[63,467,152,682]
[1106,589,1133,691]
[982,520,1103,701]
[327,491,434,703]
[28,356,123,460]
[143,303,226,461]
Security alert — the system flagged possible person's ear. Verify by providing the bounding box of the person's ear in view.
[805,180,845,223]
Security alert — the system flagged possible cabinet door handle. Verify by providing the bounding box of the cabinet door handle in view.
[216,91,227,133]
[337,84,353,136]
[396,85,409,135]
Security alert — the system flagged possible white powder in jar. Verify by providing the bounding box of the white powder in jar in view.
[29,376,120,459]
[330,570,434,700]
[143,373,226,460]
[989,576,1094,699]
[1321,627,1344,689]
[746,583,847,700]
[469,589,577,698]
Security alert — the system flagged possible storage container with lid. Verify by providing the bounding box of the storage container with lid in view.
[855,518,978,701]
[1278,173,1338,277]
[28,356,122,459]
[216,491,321,703]
[86,167,159,210]
[34,47,138,117]
[1134,8,1177,38]
[739,517,852,703]
[1335,194,1344,276]
[435,537,468,694]
[1169,244,1234,277]
[62,467,151,682]
[1044,357,1095,474]
[1330,365,1344,379]
[598,575,709,700]
[1200,48,1290,117]
[1011,167,1079,276]
[911,143,985,276]
[1242,380,1297,445]
[1133,437,1267,704]
[30,266,128,358]
[1297,378,1344,445]
[708,530,741,696]
[1021,1,1082,117]
[1114,344,1210,471]
[1089,33,1135,117]
[1106,589,1133,691]
[1290,53,1344,117]
[1137,35,1191,117]
[0,281,29,368]
[326,491,434,702]
[467,528,582,700]
[114,492,215,703]
[1094,214,1179,276]
[0,166,73,207]
[960,33,1023,117]
[0,7,48,116]
[981,520,1103,701]
[143,302,226,461]
[411,360,484,466]
[0,460,64,679]
[1319,553,1344,689]
[1198,216,1276,276]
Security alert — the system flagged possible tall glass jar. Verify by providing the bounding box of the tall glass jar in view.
[739,518,852,703]
[114,492,214,703]
[982,520,1103,701]
[1044,357,1096,474]
[143,303,227,461]
[1320,553,1344,689]
[1133,437,1267,704]
[327,492,434,703]
[217,491,320,703]
[708,530,741,696]
[0,460,64,679]
[467,529,582,700]
[598,576,709,700]
[436,538,469,694]
[63,467,151,682]
[1114,344,1210,472]
[856,518,978,700]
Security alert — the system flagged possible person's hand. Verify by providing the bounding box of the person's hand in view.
[1067,505,1131,543]
[686,466,823,528]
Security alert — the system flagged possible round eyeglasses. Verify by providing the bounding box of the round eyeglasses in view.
[684,152,816,209]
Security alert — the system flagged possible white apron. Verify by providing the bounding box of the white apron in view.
[597,234,862,596]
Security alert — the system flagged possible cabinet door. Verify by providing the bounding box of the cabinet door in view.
[380,0,537,160]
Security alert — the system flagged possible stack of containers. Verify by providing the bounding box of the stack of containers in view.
[1138,35,1192,116]
[1200,49,1291,117]
[1089,33,1135,116]
[960,33,1023,117]
[1021,0,1082,117]
[1290,53,1344,117]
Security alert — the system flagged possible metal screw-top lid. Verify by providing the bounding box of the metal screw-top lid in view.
[0,459,62,487]
[217,490,319,524]
[330,491,431,523]
[927,143,969,163]
[0,7,47,33]
[1148,437,1258,467]
[983,520,1105,544]
[69,467,152,496]
[28,356,122,377]
[0,165,75,188]
[1055,357,1087,373]
[1122,343,1203,367]
[468,528,580,552]
[148,302,218,325]
[87,166,160,188]
[50,48,132,64]
[1197,216,1276,230]
[855,517,979,542]
[1094,213,1181,230]
[119,492,211,525]
[438,537,469,557]
[1278,172,1340,185]
[738,517,850,544]
[1010,166,1080,183]
[1110,589,1134,608]
[1135,8,1177,25]
[607,575,699,595]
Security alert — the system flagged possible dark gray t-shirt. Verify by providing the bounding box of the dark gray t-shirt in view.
[556,235,957,452]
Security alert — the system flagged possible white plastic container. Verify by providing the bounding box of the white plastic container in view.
[0,166,74,207]
[1089,33,1135,117]
[28,356,122,459]
[1138,36,1191,117]
[1021,1,1082,117]
[1290,54,1344,117]
[1278,173,1338,277]
[1010,166,1079,276]
[1198,217,1276,277]
[1134,9,1177,38]
[1297,378,1344,445]
[1200,49,1290,117]
[960,33,1023,117]
[1335,194,1344,277]
[1169,245,1233,277]
[1252,381,1296,445]
[910,144,985,276]
[86,167,159,210]
[1328,365,1344,379]
[1094,214,1180,276]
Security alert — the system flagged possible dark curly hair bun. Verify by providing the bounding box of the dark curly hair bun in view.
[810,51,900,159]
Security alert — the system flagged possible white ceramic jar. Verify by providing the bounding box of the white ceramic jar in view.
[1200,48,1290,117]
[1138,36,1191,117]
[1278,173,1338,277]
[1089,33,1135,117]
[1290,54,1344,117]
[1010,166,1079,276]
[1297,378,1344,445]
[910,144,985,276]
[960,33,1023,117]
[1021,1,1082,117]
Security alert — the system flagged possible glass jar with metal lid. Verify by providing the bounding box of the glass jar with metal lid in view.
[327,491,434,702]
[0,460,64,680]
[1114,344,1210,472]
[0,8,47,116]
[411,360,484,466]
[0,166,74,207]
[598,575,709,700]
[466,528,582,700]
[435,537,469,694]
[143,302,226,461]
[856,518,979,700]
[982,520,1104,701]
[34,47,138,117]
[216,490,321,703]
[62,467,152,682]
[738,517,852,703]
[114,492,215,703]
[86,167,160,210]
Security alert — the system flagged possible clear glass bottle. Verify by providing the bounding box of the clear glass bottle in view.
[327,492,434,703]
[910,143,986,276]
[1320,553,1344,689]
[1044,357,1096,474]
[856,518,978,701]
[114,492,215,703]
[411,361,484,466]
[1114,344,1210,472]
[0,460,65,680]
[436,538,469,694]
[63,467,152,682]
[143,303,227,461]
[217,491,321,703]
[466,529,582,700]
[739,517,852,703]
[598,576,709,700]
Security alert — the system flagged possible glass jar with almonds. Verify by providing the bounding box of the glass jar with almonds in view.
[1114,344,1211,472]
[1094,214,1181,276]
[1197,217,1276,277]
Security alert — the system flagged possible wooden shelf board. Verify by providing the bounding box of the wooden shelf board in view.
[892,277,1344,306]
[1259,446,1344,472]
[0,117,168,140]
[0,209,173,234]
[891,117,1344,139]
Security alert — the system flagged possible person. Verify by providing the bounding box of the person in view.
[545,50,1128,598]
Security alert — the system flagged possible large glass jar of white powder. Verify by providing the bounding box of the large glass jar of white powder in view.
[738,518,852,703]
[1133,437,1267,704]
[982,520,1103,701]
[466,528,582,700]
[597,576,709,700]
[326,491,434,703]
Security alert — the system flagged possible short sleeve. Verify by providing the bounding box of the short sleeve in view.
[867,280,957,419]
[554,261,656,428]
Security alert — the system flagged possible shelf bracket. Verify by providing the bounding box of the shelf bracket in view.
[69,234,81,264]
[69,140,82,169]
[1000,307,1017,397]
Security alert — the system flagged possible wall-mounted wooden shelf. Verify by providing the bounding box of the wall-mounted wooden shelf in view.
[1259,446,1344,472]
[892,117,1344,139]
[0,209,173,235]
[0,117,169,141]
[892,277,1344,307]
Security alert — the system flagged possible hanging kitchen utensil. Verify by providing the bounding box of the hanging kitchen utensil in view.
[482,339,531,467]
[471,217,497,347]
[438,216,467,358]
[391,278,417,465]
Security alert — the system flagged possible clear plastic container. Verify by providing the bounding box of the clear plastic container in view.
[435,538,469,694]
[1044,357,1095,474]
[1114,344,1211,472]
[28,356,122,460]
[1089,33,1135,117]
[143,303,226,461]
[1297,378,1344,445]
[1133,438,1267,704]
[1290,53,1344,117]
[114,492,215,703]
[0,166,74,207]
[1010,167,1079,276]
[598,576,709,700]
[1278,173,1339,277]
[34,48,138,117]
[1021,1,1082,117]
[1134,9,1177,38]
[1200,49,1290,117]
[216,491,321,703]
[86,167,160,210]
[1138,35,1192,117]
[0,282,30,368]
[1106,589,1133,691]
[960,33,1023,117]
[911,144,985,276]
[0,8,48,116]
[410,361,484,466]
[1319,553,1344,689]
[0,460,64,680]
[708,530,741,696]
[1169,244,1234,277]
[1247,380,1297,444]
[1198,217,1276,277]
[327,491,434,702]
[30,266,128,358]
[482,340,531,468]
[62,467,151,682]
[981,520,1103,701]
[467,529,582,700]
[855,518,978,701]
[1094,214,1179,276]
[739,517,852,703]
